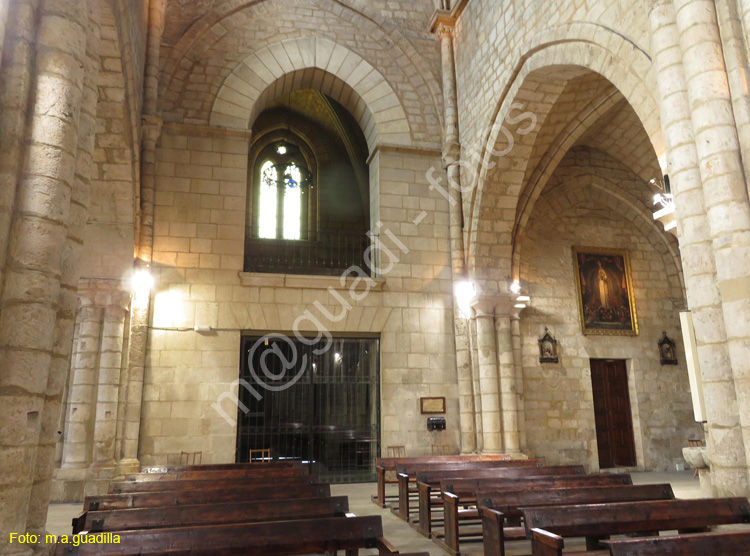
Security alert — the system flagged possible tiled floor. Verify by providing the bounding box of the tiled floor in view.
[46,471,705,555]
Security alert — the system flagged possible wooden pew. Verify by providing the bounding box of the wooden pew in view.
[74,483,331,533]
[124,466,308,482]
[399,464,585,523]
[57,515,429,555]
[388,460,548,520]
[481,497,750,556]
[76,495,350,533]
[426,472,632,544]
[140,460,301,472]
[372,454,516,507]
[605,530,750,555]
[109,474,319,494]
[436,484,673,556]
[82,481,330,512]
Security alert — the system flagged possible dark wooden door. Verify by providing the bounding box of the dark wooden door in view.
[590,359,637,468]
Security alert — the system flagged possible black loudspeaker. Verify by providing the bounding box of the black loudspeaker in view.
[427,417,446,431]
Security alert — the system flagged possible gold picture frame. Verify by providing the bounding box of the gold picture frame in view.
[572,247,638,336]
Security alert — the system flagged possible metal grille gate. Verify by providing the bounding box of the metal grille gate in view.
[236,335,380,482]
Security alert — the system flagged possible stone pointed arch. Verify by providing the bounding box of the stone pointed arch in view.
[210,37,410,151]
[525,171,684,296]
[466,27,664,278]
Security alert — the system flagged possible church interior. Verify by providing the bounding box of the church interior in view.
[2,0,750,554]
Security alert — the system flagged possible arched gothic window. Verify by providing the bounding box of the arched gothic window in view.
[254,142,311,240]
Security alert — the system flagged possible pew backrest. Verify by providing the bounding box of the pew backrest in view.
[475,484,675,518]
[58,515,388,555]
[77,496,350,534]
[605,530,750,556]
[140,461,301,472]
[83,483,331,511]
[376,454,514,470]
[397,459,545,476]
[444,472,632,497]
[125,466,308,482]
[109,474,318,494]
[522,497,750,538]
[417,464,584,485]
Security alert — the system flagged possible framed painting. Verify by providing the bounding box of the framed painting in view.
[572,247,638,335]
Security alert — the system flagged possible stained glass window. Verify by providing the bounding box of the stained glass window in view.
[283,163,302,240]
[256,147,307,240]
[258,160,277,239]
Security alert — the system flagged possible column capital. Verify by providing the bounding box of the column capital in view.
[471,294,515,317]
[429,9,456,36]
[77,278,131,309]
[141,115,163,143]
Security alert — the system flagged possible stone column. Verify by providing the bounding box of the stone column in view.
[510,315,527,451]
[92,294,130,464]
[713,0,750,188]
[87,292,130,494]
[432,12,476,453]
[56,318,82,467]
[0,0,10,62]
[27,4,101,534]
[674,0,750,492]
[468,312,483,452]
[493,303,521,455]
[119,283,149,474]
[119,0,166,475]
[0,0,89,550]
[650,0,749,495]
[60,297,104,472]
[472,298,503,453]
[0,0,38,301]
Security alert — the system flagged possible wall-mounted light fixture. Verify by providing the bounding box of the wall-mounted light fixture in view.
[454,280,476,317]
[650,174,673,210]
[131,268,154,295]
[509,280,521,294]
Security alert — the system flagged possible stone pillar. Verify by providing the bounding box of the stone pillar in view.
[60,298,104,472]
[87,292,130,494]
[713,0,750,189]
[650,0,749,495]
[119,0,166,474]
[673,0,750,492]
[432,12,475,454]
[472,298,503,453]
[56,318,82,467]
[0,0,10,62]
[0,0,89,550]
[510,315,527,451]
[492,301,522,455]
[27,4,101,534]
[0,0,38,301]
[468,312,483,452]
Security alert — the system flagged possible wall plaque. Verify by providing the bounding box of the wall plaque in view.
[420,397,446,415]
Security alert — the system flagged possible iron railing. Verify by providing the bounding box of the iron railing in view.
[244,230,376,276]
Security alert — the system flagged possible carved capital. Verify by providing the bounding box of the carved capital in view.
[141,115,163,143]
[436,22,454,40]
[77,278,131,310]
[471,294,515,317]
[429,9,456,35]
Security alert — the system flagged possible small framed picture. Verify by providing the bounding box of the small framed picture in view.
[420,397,446,415]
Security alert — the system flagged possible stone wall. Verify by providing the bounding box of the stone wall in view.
[519,150,697,471]
[453,0,653,159]
[142,125,460,464]
[80,2,136,282]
